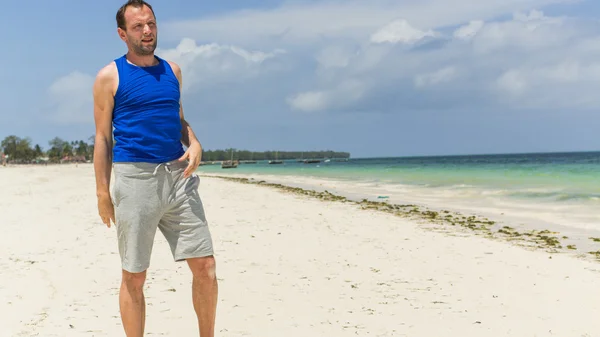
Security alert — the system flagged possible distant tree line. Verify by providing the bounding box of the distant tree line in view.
[0,135,350,164]
[1,135,94,164]
[202,149,351,161]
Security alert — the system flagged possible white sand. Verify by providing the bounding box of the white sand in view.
[200,172,600,253]
[1,164,599,336]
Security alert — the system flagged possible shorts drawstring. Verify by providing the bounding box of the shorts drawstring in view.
[152,162,172,176]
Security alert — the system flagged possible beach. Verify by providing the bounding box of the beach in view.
[1,163,600,336]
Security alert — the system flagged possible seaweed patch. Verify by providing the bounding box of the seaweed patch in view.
[205,175,594,258]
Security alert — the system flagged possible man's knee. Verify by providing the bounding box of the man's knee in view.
[122,270,147,290]
[187,256,217,280]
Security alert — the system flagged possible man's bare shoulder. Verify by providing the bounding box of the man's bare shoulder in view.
[94,62,118,94]
[95,62,118,82]
[166,60,182,78]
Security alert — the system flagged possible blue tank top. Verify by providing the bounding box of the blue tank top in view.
[112,54,185,163]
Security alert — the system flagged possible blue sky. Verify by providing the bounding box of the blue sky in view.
[1,0,600,158]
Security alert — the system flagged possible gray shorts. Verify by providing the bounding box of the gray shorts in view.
[111,160,214,273]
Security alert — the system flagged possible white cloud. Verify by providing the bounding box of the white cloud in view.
[454,20,485,40]
[513,8,561,24]
[370,19,436,44]
[287,91,327,112]
[471,11,568,54]
[156,0,600,112]
[316,45,354,69]
[415,67,458,88]
[282,9,600,112]
[496,70,527,95]
[162,0,574,46]
[47,71,94,125]
[287,80,367,112]
[496,61,600,108]
[156,38,285,92]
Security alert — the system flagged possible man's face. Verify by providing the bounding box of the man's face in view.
[119,5,157,56]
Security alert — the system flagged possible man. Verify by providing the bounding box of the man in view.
[92,1,218,336]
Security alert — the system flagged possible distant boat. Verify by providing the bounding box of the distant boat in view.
[221,161,238,169]
[303,159,320,164]
[269,151,284,165]
[221,148,238,169]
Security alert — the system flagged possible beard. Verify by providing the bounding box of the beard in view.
[130,36,157,56]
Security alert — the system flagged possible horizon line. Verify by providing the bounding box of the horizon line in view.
[350,149,600,160]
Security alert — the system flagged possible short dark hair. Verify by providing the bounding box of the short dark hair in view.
[116,0,155,30]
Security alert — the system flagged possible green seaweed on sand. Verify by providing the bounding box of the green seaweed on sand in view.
[588,251,600,259]
[206,175,580,255]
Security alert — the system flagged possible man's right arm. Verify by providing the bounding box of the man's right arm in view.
[93,64,116,199]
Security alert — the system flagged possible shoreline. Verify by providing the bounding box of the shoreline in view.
[201,173,600,263]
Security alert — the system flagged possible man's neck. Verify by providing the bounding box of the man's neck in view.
[125,52,158,67]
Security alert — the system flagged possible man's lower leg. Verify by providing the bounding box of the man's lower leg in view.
[188,257,218,337]
[119,270,147,337]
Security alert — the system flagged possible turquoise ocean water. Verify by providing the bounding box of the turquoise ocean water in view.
[198,151,600,203]
[198,151,600,243]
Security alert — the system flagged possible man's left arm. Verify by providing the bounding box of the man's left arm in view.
[170,61,203,177]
